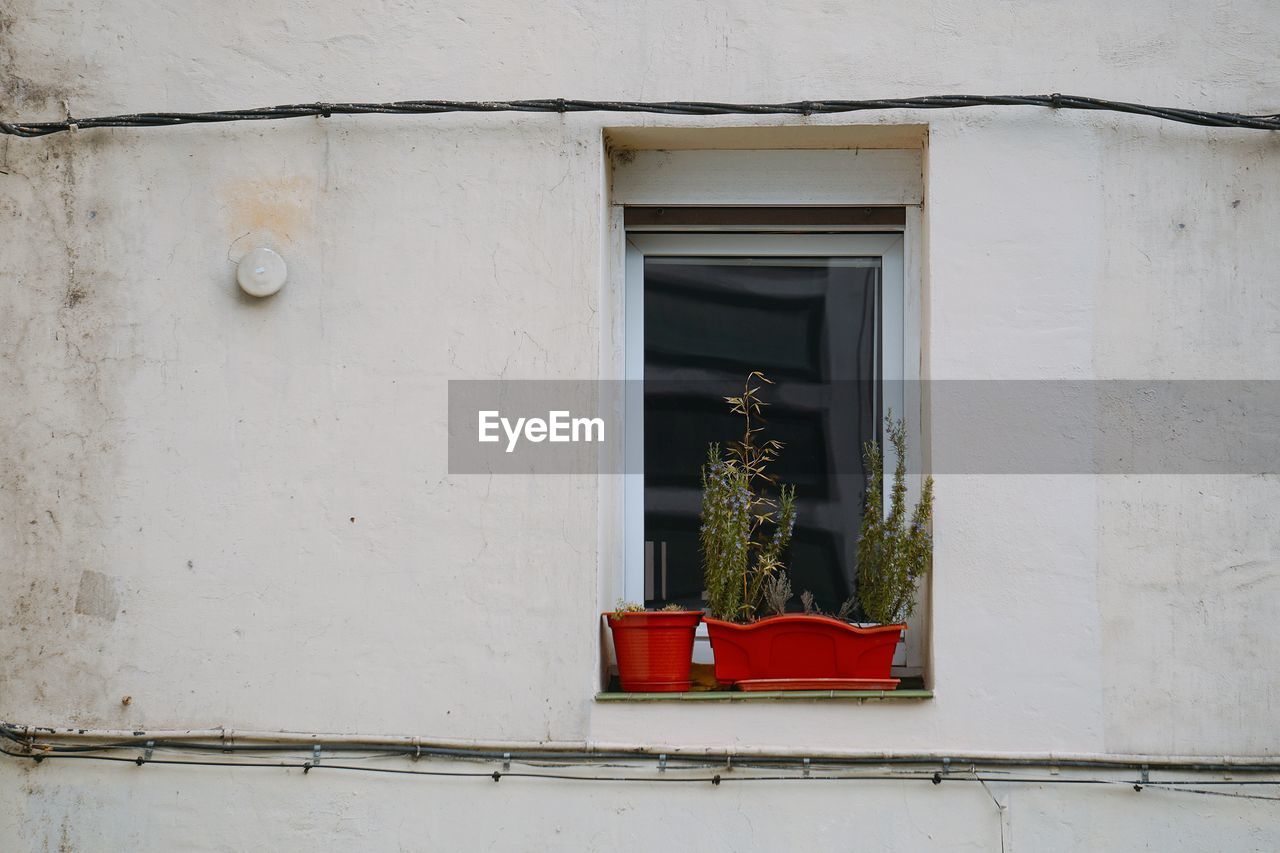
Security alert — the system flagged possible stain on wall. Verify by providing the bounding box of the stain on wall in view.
[73,570,118,621]
[224,175,314,243]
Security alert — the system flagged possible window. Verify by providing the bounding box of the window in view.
[608,139,926,676]
[624,224,909,615]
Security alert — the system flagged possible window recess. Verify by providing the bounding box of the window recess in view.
[608,143,926,684]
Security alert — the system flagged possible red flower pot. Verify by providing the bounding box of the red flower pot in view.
[606,610,703,692]
[704,615,904,689]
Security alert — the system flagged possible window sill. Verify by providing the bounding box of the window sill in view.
[596,689,933,702]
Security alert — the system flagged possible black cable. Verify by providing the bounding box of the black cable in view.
[6,724,1280,776]
[6,749,1280,802]
[1,94,1278,138]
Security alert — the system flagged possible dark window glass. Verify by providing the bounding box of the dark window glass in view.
[643,257,881,613]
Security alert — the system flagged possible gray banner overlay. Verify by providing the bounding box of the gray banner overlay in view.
[447,381,1280,475]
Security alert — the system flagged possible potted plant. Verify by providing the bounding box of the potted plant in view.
[604,601,702,692]
[853,413,935,677]
[699,373,934,690]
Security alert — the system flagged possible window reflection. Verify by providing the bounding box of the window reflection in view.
[643,257,881,612]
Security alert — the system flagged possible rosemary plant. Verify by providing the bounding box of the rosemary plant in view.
[761,572,792,617]
[856,413,935,625]
[700,373,797,623]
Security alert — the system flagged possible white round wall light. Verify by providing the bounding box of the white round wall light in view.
[236,247,288,297]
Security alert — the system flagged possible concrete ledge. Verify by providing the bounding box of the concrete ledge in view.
[595,689,933,702]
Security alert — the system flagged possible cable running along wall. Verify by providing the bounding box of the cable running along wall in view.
[2,94,1279,138]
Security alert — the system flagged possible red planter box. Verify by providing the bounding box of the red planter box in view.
[606,611,703,692]
[704,615,904,688]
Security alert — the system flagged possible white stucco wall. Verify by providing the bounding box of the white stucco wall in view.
[3,1,1279,849]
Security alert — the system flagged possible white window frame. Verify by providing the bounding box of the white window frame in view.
[622,230,916,606]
